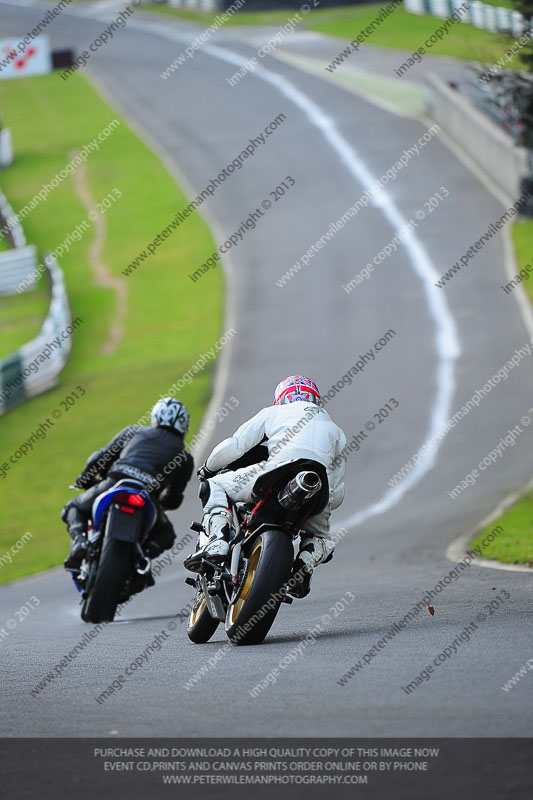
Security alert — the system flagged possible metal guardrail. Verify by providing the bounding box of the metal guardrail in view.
[0,253,73,414]
[464,75,526,143]
[404,0,526,35]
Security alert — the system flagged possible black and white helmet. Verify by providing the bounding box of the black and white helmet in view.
[151,397,190,435]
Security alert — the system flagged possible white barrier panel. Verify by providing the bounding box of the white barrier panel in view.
[0,128,13,167]
[403,0,526,34]
[0,245,38,295]
[511,10,526,36]
[432,0,451,19]
[168,0,220,10]
[0,187,26,248]
[470,1,487,29]
[484,6,498,32]
[404,0,425,12]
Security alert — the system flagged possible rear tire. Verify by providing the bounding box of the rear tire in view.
[225,530,293,646]
[82,536,134,624]
[187,587,220,644]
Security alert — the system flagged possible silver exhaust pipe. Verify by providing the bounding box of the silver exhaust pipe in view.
[278,471,322,510]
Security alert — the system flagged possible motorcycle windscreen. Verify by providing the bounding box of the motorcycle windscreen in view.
[105,504,143,543]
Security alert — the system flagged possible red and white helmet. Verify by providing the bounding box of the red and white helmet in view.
[274,376,321,406]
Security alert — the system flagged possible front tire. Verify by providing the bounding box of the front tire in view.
[225,530,293,646]
[82,536,134,624]
[187,587,220,643]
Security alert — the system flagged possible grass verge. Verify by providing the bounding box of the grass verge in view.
[470,222,533,566]
[471,493,533,565]
[0,71,222,583]
[144,3,523,67]
[0,272,50,358]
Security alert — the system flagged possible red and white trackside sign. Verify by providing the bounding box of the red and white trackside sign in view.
[0,37,52,80]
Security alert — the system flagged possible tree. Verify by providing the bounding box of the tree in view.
[511,1,533,145]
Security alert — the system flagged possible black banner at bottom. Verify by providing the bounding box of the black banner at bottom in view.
[1,738,531,799]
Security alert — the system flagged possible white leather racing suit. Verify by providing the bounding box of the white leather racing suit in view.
[203,402,346,555]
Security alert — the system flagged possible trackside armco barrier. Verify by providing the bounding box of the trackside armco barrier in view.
[404,0,526,36]
[0,253,73,414]
[425,72,531,200]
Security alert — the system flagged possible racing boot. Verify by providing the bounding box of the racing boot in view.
[63,505,88,570]
[64,528,88,570]
[183,507,232,573]
[289,535,335,599]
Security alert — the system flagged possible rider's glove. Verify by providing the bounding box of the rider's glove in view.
[74,469,97,489]
[197,464,216,481]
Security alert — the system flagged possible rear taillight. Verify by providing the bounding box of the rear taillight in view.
[114,491,146,506]
[115,491,130,503]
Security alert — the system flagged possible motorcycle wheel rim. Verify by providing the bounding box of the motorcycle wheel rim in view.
[227,539,262,627]
[189,591,207,628]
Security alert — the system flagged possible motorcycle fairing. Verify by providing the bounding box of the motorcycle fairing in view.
[92,479,157,536]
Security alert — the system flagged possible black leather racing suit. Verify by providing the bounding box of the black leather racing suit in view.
[62,424,194,558]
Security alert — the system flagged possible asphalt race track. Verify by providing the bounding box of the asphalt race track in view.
[1,0,532,738]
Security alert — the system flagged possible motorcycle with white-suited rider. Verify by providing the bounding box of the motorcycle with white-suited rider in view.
[185,376,346,603]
